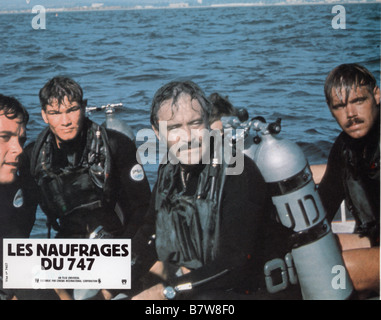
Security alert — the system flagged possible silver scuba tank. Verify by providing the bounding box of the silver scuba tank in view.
[86,103,135,141]
[222,114,354,300]
[103,104,135,141]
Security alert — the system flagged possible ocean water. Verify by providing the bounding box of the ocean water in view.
[0,3,379,237]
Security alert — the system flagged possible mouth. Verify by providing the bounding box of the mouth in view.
[345,118,364,129]
[4,161,19,169]
[177,145,206,164]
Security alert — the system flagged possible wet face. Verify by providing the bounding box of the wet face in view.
[329,85,380,139]
[210,119,223,131]
[153,93,209,165]
[42,96,85,148]
[0,114,26,184]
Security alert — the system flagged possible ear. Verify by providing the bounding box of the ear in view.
[41,109,49,124]
[152,124,160,140]
[373,86,380,104]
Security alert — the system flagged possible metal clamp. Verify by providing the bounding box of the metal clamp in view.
[264,258,289,293]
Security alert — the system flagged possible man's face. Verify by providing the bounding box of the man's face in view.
[329,85,380,139]
[0,114,26,184]
[42,96,85,147]
[153,93,209,165]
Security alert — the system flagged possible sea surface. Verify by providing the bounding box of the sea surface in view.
[0,3,380,237]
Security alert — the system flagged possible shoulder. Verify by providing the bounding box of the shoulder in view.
[24,141,35,157]
[332,132,347,149]
[319,133,347,193]
[224,155,266,195]
[105,128,136,151]
[238,155,265,184]
[104,128,149,183]
[103,127,139,165]
[24,138,37,153]
[326,132,348,164]
[243,155,263,175]
[18,141,36,173]
[23,127,51,165]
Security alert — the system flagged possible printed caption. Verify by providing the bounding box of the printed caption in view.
[145,304,235,317]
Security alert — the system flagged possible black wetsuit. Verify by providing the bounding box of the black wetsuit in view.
[319,119,380,245]
[0,170,37,299]
[131,156,301,299]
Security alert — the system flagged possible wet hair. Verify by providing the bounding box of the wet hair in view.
[208,92,236,124]
[150,81,212,130]
[324,63,379,108]
[39,76,85,111]
[0,94,29,125]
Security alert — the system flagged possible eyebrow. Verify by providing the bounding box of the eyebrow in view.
[46,103,81,111]
[166,117,204,128]
[0,130,26,137]
[331,101,346,109]
[349,95,367,103]
[332,93,368,108]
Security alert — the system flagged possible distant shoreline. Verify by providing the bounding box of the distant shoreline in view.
[0,1,380,15]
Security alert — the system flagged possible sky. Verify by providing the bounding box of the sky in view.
[1,0,160,10]
[0,0,377,10]
[0,0,204,10]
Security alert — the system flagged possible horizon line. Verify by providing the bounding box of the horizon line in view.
[1,0,380,14]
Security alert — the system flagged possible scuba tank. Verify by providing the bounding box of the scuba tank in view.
[103,105,135,141]
[87,103,135,141]
[221,113,354,300]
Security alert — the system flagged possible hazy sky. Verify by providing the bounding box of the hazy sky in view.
[1,0,371,10]
[1,0,169,10]
[0,0,264,10]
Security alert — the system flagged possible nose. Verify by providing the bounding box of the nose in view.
[184,126,193,142]
[171,126,193,144]
[346,103,358,118]
[10,137,23,157]
[61,112,72,126]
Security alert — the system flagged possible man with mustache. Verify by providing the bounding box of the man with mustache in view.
[319,63,380,298]
[0,94,38,299]
[130,81,301,300]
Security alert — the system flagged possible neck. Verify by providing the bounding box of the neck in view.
[179,163,205,193]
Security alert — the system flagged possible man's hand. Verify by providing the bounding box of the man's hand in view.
[131,283,166,300]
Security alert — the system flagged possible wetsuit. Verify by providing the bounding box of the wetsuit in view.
[26,118,151,239]
[0,164,37,299]
[131,156,301,299]
[319,119,380,245]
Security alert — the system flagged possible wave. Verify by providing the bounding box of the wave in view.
[117,74,167,82]
[46,53,71,61]
[297,140,333,163]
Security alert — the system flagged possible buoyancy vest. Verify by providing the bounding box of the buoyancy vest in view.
[30,120,115,234]
[155,161,227,270]
[341,123,380,245]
